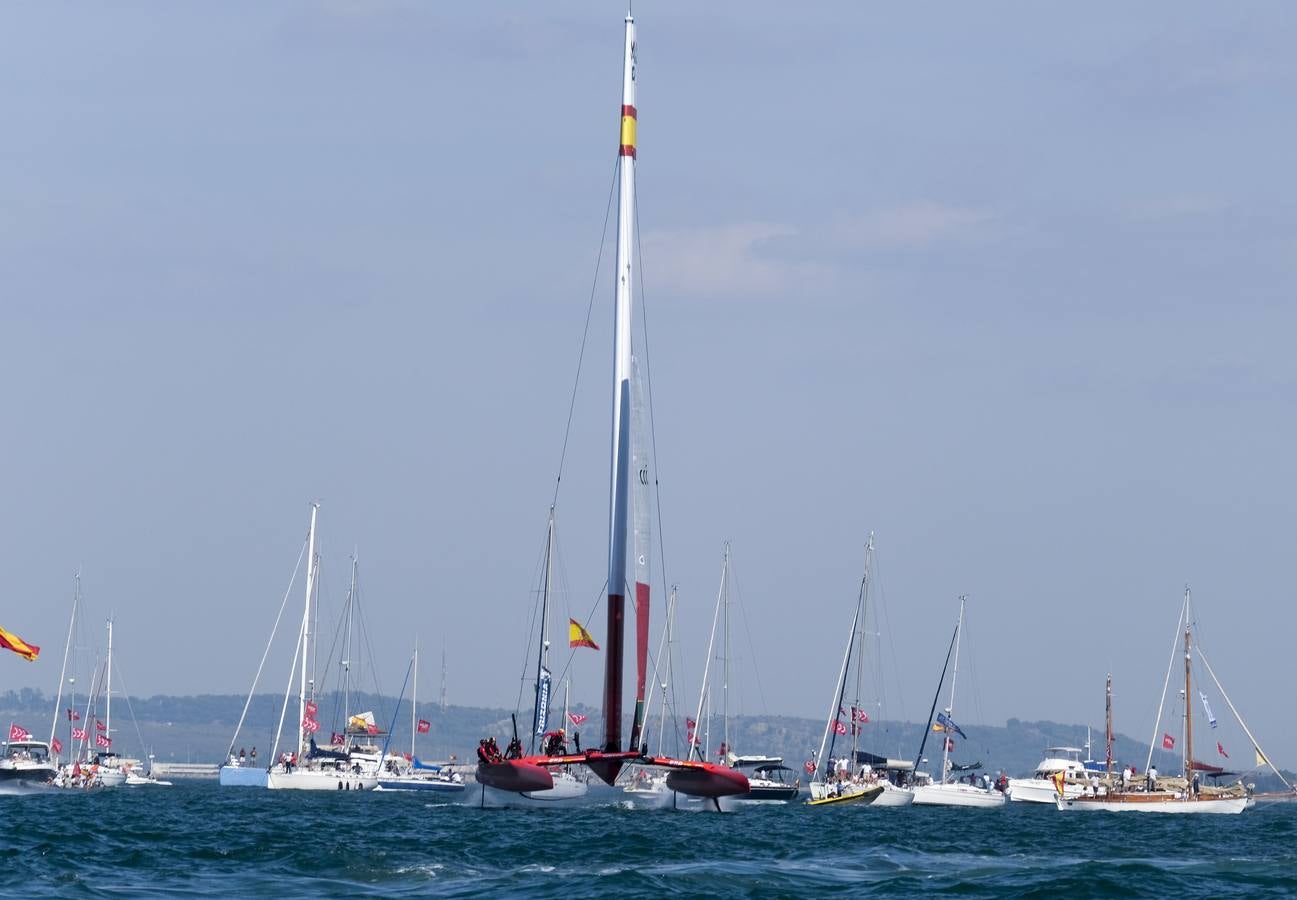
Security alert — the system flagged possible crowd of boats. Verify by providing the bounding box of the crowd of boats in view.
[4,10,1292,817]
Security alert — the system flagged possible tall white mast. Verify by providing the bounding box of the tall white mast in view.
[940,597,966,784]
[533,508,556,755]
[343,554,357,726]
[690,547,728,761]
[50,575,80,750]
[105,616,114,748]
[722,544,730,761]
[602,8,638,755]
[297,502,319,760]
[411,640,419,761]
[658,585,676,755]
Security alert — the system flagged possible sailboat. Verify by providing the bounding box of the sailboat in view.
[687,544,798,807]
[372,643,465,793]
[1056,588,1252,814]
[911,597,1005,808]
[807,540,887,807]
[475,10,747,807]
[479,509,591,807]
[264,504,375,791]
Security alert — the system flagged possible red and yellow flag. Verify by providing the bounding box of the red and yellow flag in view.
[0,625,39,661]
[568,618,599,650]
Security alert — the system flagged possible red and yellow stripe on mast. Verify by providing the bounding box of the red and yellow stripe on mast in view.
[620,104,637,158]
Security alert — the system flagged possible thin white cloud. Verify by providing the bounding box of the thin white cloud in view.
[827,202,996,251]
[641,203,997,298]
[641,222,830,298]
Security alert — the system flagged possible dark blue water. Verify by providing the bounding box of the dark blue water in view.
[3,783,1295,897]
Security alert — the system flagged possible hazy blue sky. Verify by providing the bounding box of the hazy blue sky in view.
[2,2,1295,766]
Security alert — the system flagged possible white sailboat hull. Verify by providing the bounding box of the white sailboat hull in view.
[1007,777,1086,803]
[375,774,466,793]
[482,770,590,807]
[911,782,1006,808]
[871,783,916,807]
[266,769,377,791]
[1056,793,1248,814]
[97,769,127,788]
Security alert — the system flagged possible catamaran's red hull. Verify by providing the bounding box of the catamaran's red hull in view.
[475,761,554,793]
[653,759,750,798]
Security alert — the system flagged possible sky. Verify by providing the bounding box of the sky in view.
[2,2,1295,766]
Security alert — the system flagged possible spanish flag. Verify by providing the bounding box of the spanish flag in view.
[0,625,39,662]
[1052,770,1066,796]
[569,618,599,650]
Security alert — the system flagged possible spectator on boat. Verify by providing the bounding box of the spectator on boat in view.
[1121,766,1131,791]
[1192,771,1201,797]
[251,747,257,762]
[239,747,246,761]
[1147,765,1157,791]
[1089,773,1100,796]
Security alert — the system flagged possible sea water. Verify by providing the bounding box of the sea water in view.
[2,782,1294,897]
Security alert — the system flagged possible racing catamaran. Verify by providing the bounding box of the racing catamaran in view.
[475,9,747,807]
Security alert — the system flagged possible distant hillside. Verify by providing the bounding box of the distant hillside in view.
[3,689,1289,790]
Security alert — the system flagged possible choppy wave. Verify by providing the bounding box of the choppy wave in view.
[2,783,1294,897]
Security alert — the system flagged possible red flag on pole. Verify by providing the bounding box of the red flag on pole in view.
[51,736,63,754]
[1162,733,1175,750]
[67,709,81,722]
[95,720,106,732]
[8,724,30,742]
[417,719,431,734]
[566,712,587,726]
[833,721,847,735]
[1217,742,1229,758]
[71,726,87,741]
[95,734,111,748]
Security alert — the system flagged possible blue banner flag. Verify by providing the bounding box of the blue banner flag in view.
[1199,692,1217,729]
[535,667,552,735]
[936,711,966,739]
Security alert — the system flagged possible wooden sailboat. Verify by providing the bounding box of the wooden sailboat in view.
[1057,588,1250,813]
[475,9,746,805]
